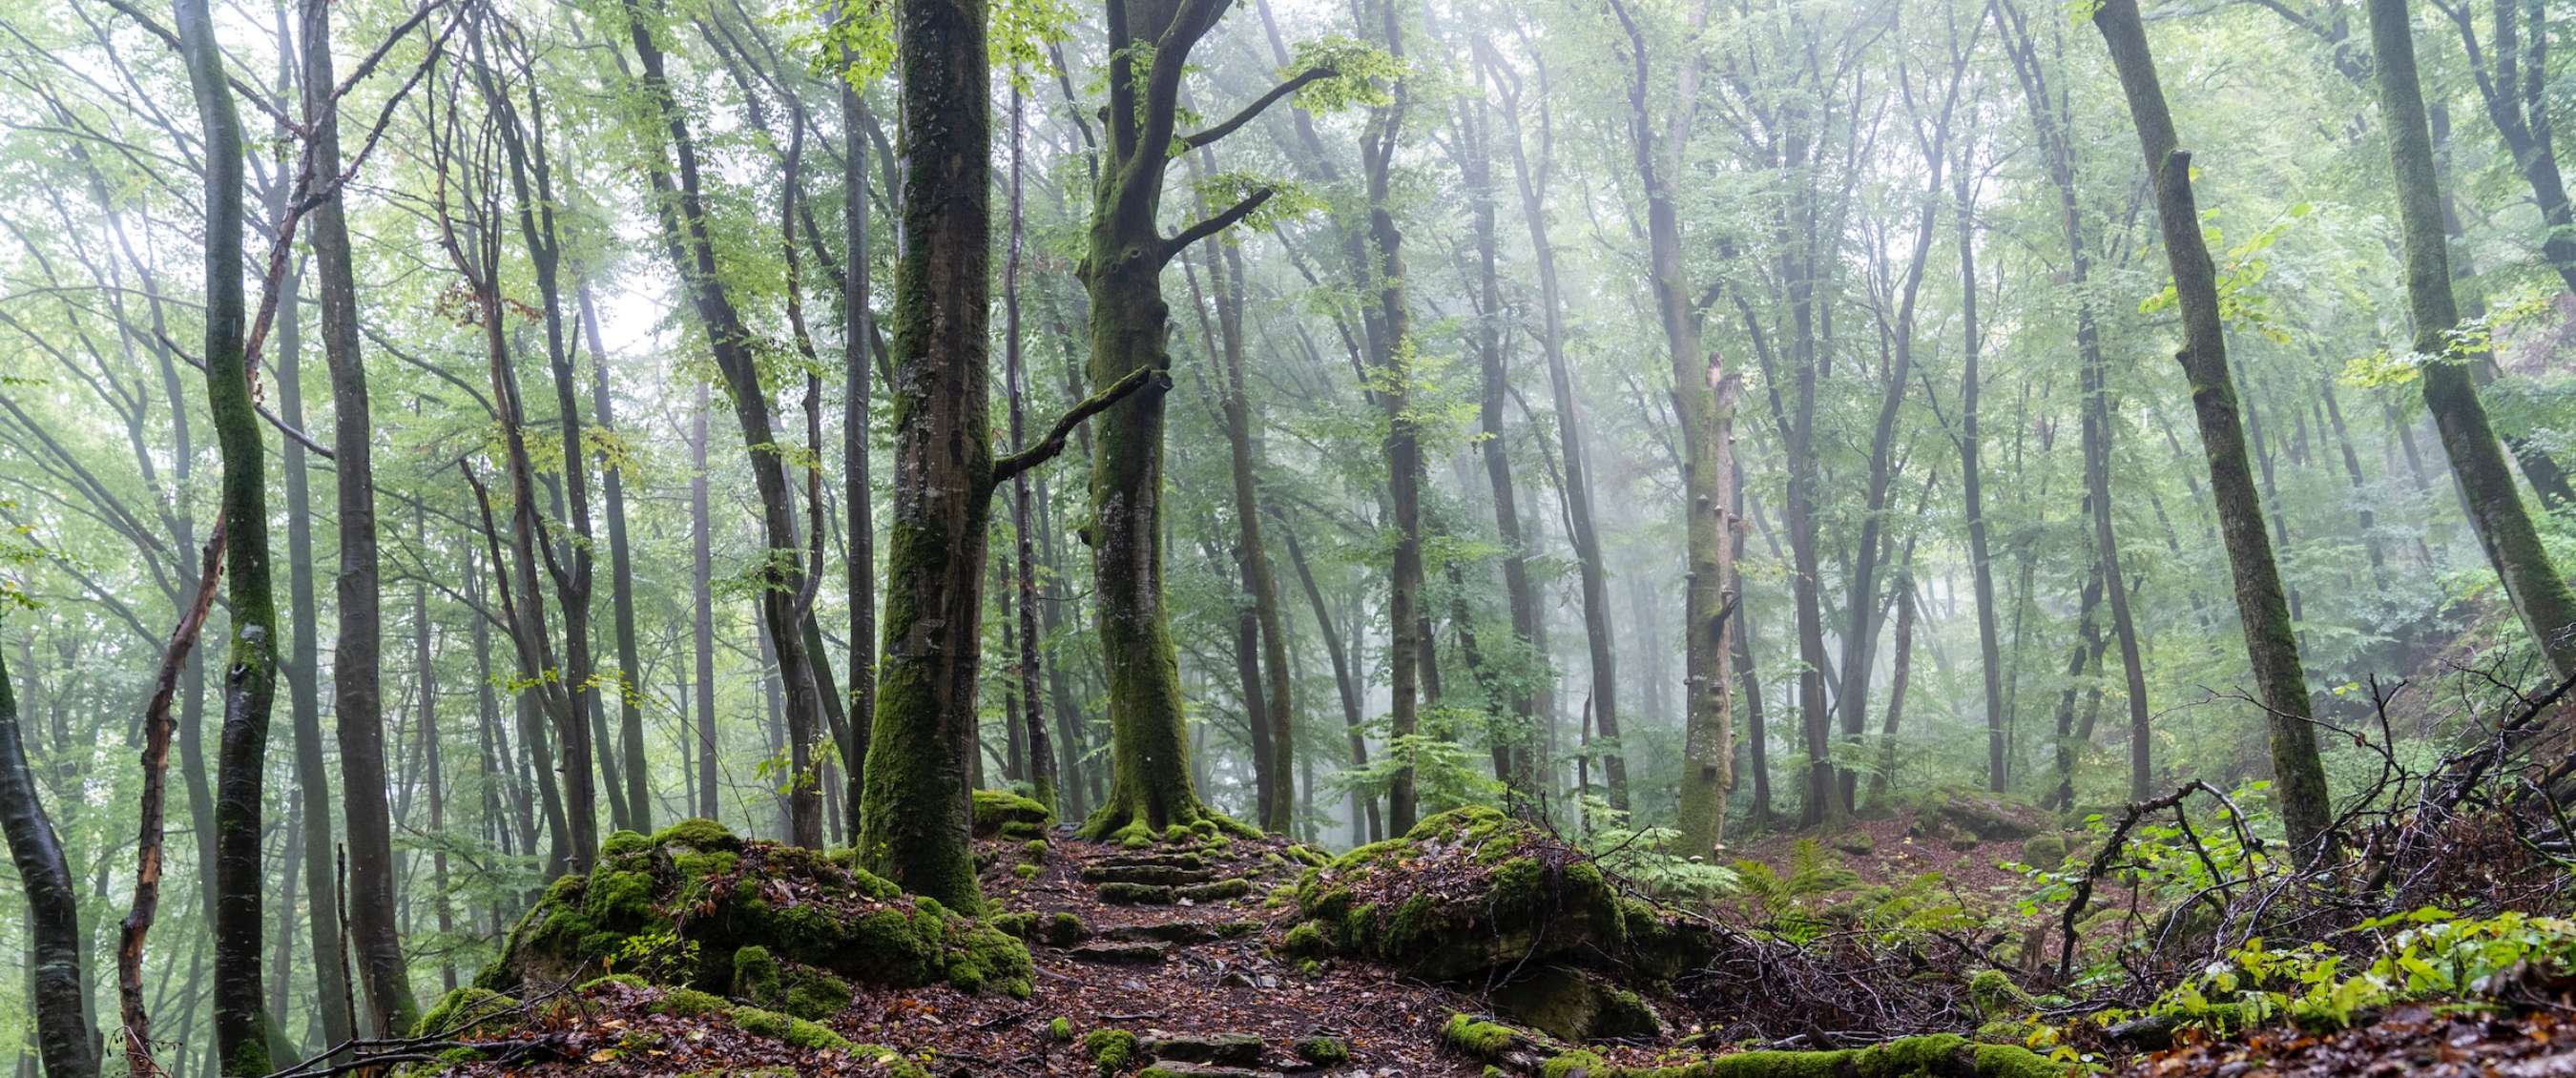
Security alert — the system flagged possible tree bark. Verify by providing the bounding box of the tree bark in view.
[2370,0,2576,676]
[2094,0,2335,863]
[624,0,823,849]
[3,634,95,1078]
[1006,84,1060,816]
[692,384,719,822]
[300,0,413,1037]
[177,0,280,1058]
[841,64,877,831]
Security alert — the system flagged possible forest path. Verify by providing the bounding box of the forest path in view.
[809,829,1491,1076]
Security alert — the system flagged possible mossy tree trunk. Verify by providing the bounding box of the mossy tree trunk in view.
[2094,0,2335,863]
[862,0,1153,902]
[2369,0,2576,678]
[177,0,278,1064]
[1075,0,1328,840]
[1610,0,1734,854]
[1,641,94,1078]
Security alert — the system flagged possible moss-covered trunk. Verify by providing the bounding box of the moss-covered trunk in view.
[2369,0,2576,679]
[2095,0,2334,862]
[855,0,995,914]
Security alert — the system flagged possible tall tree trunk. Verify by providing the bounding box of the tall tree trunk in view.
[2370,0,2576,677]
[1073,0,1317,840]
[577,285,652,834]
[624,0,823,849]
[841,65,877,834]
[1611,0,1733,853]
[1455,69,1543,817]
[1278,517,1377,841]
[301,0,411,1036]
[275,218,357,1059]
[1484,42,1626,814]
[176,0,281,1062]
[2,643,94,1078]
[1005,85,1059,815]
[2094,0,2335,863]
[692,384,719,822]
[1864,571,1918,810]
[1951,157,2008,794]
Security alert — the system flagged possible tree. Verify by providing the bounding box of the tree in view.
[1073,0,1338,840]
[1,644,94,1078]
[176,0,281,1062]
[2094,0,2335,863]
[2368,0,2576,677]
[1608,0,1735,854]
[302,0,413,1038]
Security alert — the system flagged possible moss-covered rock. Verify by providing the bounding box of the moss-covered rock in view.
[1295,1035,1350,1065]
[973,789,1053,840]
[413,986,518,1039]
[1083,1027,1139,1076]
[1291,806,1672,981]
[2018,833,2068,867]
[1921,788,2046,842]
[480,819,1031,1000]
[1489,965,1663,1043]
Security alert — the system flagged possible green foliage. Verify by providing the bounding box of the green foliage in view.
[1286,34,1401,112]
[1083,1027,1138,1076]
[2136,909,2576,1033]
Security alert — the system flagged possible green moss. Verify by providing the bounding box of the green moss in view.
[1968,969,2034,1020]
[413,986,518,1038]
[579,973,648,992]
[728,1005,854,1053]
[990,911,1038,939]
[1541,1034,2070,1077]
[732,945,782,1004]
[973,789,1053,837]
[2019,833,2068,866]
[1084,1026,1139,1076]
[1294,1036,1349,1065]
[651,818,744,852]
[1442,1013,1519,1060]
[654,988,728,1018]
[1049,1016,1075,1041]
[1024,839,1051,860]
[601,830,653,859]
[1047,912,1088,945]
[943,916,1035,998]
[1543,1050,1609,1078]
[782,969,852,1020]
[1280,922,1326,957]
[1015,863,1042,880]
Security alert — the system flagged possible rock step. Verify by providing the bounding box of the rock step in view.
[1065,941,1170,964]
[1081,862,1220,887]
[1143,1032,1264,1067]
[1099,919,1259,944]
[1134,1065,1281,1078]
[1097,878,1253,905]
[1091,850,1212,871]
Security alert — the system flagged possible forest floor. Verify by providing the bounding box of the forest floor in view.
[419,796,2565,1077]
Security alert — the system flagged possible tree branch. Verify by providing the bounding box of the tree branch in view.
[993,365,1167,483]
[1161,187,1277,263]
[1177,67,1334,152]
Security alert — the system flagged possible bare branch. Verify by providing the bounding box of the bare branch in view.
[1161,187,1277,263]
[993,365,1167,483]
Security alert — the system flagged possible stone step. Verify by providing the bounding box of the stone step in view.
[1065,940,1171,964]
[1081,862,1220,887]
[1091,850,1212,871]
[1132,1065,1282,1078]
[1099,919,1260,944]
[1143,1032,1264,1068]
[1098,877,1254,905]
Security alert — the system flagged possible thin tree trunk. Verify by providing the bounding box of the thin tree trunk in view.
[2094,0,2335,863]
[841,66,877,832]
[302,0,409,1035]
[692,384,719,822]
[1005,85,1058,814]
[578,284,652,834]
[176,0,281,1061]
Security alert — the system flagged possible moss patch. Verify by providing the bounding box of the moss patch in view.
[973,789,1053,839]
[1529,1033,2071,1076]
[480,821,1030,1000]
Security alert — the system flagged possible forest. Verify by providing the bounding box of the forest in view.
[9,0,2576,1073]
